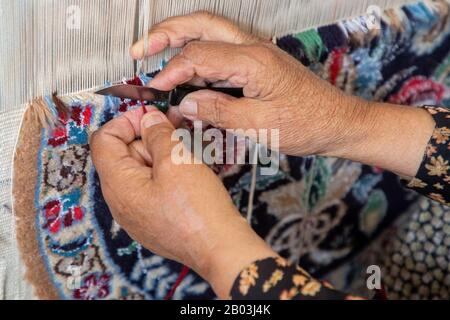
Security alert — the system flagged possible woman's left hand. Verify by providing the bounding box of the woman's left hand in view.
[90,106,277,298]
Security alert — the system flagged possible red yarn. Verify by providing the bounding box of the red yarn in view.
[374,283,388,300]
[164,265,190,300]
[141,101,147,114]
[329,47,346,86]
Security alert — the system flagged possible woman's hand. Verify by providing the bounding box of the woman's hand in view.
[90,107,277,299]
[130,11,367,157]
[131,11,436,179]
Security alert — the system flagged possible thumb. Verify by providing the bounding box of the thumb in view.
[179,90,253,129]
[140,109,176,168]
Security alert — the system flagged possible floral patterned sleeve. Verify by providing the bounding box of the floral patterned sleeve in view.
[406,106,450,205]
[230,257,363,300]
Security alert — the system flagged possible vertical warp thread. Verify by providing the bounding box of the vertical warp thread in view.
[0,0,420,109]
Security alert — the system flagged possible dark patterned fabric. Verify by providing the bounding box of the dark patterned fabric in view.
[382,198,450,299]
[407,106,450,205]
[230,257,361,300]
[230,105,450,300]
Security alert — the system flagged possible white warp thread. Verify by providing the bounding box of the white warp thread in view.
[0,0,419,111]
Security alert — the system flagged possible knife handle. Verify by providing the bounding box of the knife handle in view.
[169,84,244,106]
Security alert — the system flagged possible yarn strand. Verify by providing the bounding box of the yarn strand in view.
[164,265,190,300]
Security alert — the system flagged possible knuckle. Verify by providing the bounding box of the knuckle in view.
[156,156,173,173]
[182,41,200,57]
[204,96,225,126]
[245,44,284,93]
[193,10,215,20]
[89,130,99,147]
[145,124,173,144]
[233,28,259,45]
[162,16,178,25]
[151,21,163,31]
[257,43,279,64]
[156,15,180,29]
[89,129,107,154]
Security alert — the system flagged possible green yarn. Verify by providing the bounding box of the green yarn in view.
[154,100,169,113]
[294,30,325,63]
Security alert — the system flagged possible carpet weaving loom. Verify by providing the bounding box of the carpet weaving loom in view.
[2,0,450,300]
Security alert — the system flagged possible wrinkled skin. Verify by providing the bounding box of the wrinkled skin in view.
[91,11,435,299]
[133,11,367,157]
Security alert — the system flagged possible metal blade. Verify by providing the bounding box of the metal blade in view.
[95,84,169,101]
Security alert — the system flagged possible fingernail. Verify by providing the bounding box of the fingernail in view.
[129,45,141,60]
[179,99,198,119]
[142,113,164,128]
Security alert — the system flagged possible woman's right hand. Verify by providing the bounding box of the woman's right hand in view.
[130,11,369,157]
[131,11,436,179]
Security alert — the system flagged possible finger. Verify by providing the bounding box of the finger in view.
[130,11,256,59]
[179,89,258,129]
[150,42,252,91]
[187,75,208,87]
[129,140,153,166]
[166,106,184,128]
[210,80,236,88]
[140,108,178,175]
[91,107,145,175]
[90,106,157,183]
[148,54,194,91]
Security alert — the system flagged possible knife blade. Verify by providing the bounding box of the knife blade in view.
[95,84,244,106]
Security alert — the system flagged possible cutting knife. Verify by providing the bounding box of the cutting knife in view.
[95,84,244,106]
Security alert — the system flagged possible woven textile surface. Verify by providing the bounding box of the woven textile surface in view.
[12,0,450,299]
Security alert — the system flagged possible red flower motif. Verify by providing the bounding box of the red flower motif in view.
[43,200,62,233]
[126,76,143,86]
[82,106,92,126]
[47,105,92,147]
[118,77,145,113]
[118,100,139,113]
[48,127,68,147]
[389,76,445,106]
[42,200,84,234]
[71,105,92,127]
[73,273,111,300]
